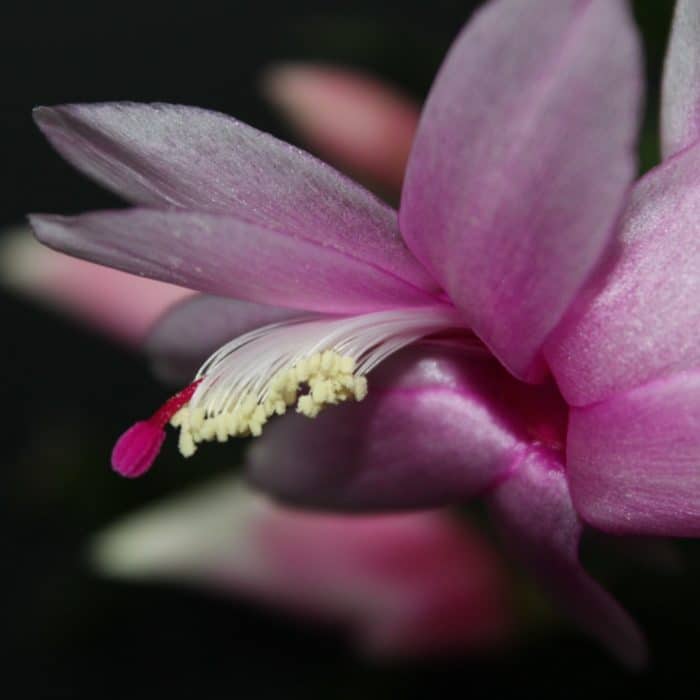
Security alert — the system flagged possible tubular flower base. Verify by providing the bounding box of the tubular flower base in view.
[30,0,700,665]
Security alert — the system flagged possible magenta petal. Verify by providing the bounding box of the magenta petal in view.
[146,295,307,383]
[33,103,436,293]
[567,371,700,538]
[400,0,642,379]
[661,0,700,159]
[30,209,440,314]
[489,449,646,668]
[546,142,700,406]
[247,347,523,510]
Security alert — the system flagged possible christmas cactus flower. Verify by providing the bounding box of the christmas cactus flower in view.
[28,0,700,666]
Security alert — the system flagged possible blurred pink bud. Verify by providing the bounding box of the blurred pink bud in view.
[93,477,511,657]
[0,227,192,344]
[262,64,420,193]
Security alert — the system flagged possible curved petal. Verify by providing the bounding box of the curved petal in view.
[246,346,530,511]
[262,64,419,194]
[33,103,436,292]
[146,295,306,383]
[30,209,440,314]
[400,0,642,380]
[661,0,700,159]
[93,477,512,657]
[488,448,646,668]
[567,371,700,538]
[546,142,700,406]
[0,225,192,345]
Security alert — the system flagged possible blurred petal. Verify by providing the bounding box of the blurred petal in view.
[93,477,512,657]
[400,0,642,380]
[661,0,700,159]
[34,103,436,292]
[546,142,700,406]
[247,346,541,511]
[263,64,419,193]
[0,225,190,344]
[567,371,700,537]
[489,449,646,668]
[30,209,440,314]
[146,294,305,383]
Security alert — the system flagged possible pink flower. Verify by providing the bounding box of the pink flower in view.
[29,0,699,665]
[94,477,510,658]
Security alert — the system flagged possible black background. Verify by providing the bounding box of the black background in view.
[3,1,697,697]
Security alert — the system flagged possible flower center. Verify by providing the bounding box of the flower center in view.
[111,306,460,478]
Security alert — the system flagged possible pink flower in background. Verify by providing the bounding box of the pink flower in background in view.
[262,64,419,192]
[0,229,191,345]
[0,54,512,657]
[94,477,510,658]
[25,0,700,666]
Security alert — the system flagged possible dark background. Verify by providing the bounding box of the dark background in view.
[2,1,697,697]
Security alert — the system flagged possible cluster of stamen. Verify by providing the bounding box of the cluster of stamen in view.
[111,306,461,479]
[170,350,368,458]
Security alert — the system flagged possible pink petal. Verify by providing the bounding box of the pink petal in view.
[567,371,700,538]
[489,448,646,668]
[262,64,419,194]
[0,226,191,345]
[661,0,700,159]
[94,477,511,658]
[546,142,700,406]
[400,0,642,380]
[145,294,307,383]
[246,345,540,510]
[34,103,436,293]
[30,209,440,314]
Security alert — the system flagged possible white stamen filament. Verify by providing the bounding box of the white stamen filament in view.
[170,306,460,457]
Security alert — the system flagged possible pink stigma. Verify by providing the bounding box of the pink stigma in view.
[111,380,202,478]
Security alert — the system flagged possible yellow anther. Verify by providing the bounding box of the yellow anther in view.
[172,350,367,457]
[308,353,321,374]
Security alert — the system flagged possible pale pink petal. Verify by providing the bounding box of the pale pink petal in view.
[661,0,700,159]
[30,209,441,314]
[489,448,646,668]
[546,142,700,406]
[262,64,419,193]
[567,371,700,538]
[400,0,642,380]
[0,226,191,345]
[34,103,436,292]
[247,345,567,510]
[93,477,512,657]
[145,295,306,383]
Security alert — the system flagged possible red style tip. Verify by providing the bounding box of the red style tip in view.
[111,420,166,478]
[111,380,201,478]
